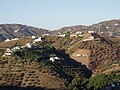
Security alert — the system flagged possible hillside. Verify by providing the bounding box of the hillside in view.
[0,42,91,90]
[43,33,120,72]
[0,33,119,90]
[0,24,49,42]
[79,38,120,70]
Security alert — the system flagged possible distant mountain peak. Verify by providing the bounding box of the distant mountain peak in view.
[0,24,49,42]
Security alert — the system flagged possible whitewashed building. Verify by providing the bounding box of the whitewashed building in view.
[89,36,95,39]
[31,36,36,39]
[77,54,82,57]
[25,43,32,48]
[50,56,60,62]
[12,38,19,41]
[76,31,83,35]
[33,37,42,42]
[50,57,55,62]
[12,46,21,51]
[4,39,11,42]
[88,31,95,34]
[115,23,119,26]
[58,34,66,37]
[3,48,13,57]
[42,34,49,36]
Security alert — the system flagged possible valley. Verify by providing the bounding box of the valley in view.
[0,19,120,90]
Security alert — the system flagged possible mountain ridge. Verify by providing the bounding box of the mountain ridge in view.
[0,19,120,42]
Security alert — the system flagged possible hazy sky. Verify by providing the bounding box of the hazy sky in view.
[0,0,120,30]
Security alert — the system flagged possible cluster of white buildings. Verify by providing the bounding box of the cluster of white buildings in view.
[4,38,19,42]
[3,42,32,57]
[3,36,43,57]
[4,35,42,43]
[31,36,42,42]
[3,48,13,57]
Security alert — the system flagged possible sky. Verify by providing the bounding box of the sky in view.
[0,0,120,30]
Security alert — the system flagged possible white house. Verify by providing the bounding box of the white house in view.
[50,57,55,62]
[89,36,94,39]
[12,46,21,51]
[14,29,19,33]
[12,38,19,41]
[31,36,35,39]
[77,54,82,57]
[58,34,66,37]
[54,57,59,60]
[76,31,83,35]
[115,23,118,26]
[42,34,49,36]
[4,39,11,42]
[50,56,60,62]
[88,31,95,34]
[106,26,109,29]
[3,48,13,57]
[25,43,32,48]
[33,37,42,42]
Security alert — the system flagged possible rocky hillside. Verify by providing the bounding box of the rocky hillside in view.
[0,24,49,41]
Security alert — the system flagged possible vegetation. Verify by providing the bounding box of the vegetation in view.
[0,41,91,89]
[87,71,120,90]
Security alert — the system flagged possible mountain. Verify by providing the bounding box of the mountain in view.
[51,19,120,35]
[0,24,49,42]
[51,25,88,34]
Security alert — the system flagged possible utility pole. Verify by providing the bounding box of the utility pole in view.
[99,24,101,35]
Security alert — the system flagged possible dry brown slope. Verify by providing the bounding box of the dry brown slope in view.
[70,49,90,68]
